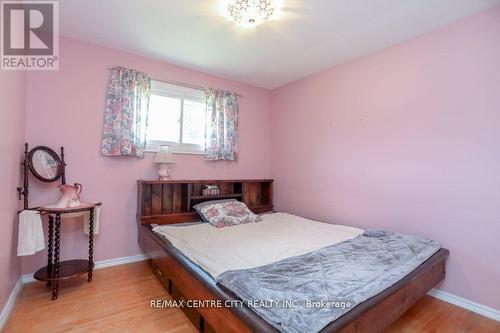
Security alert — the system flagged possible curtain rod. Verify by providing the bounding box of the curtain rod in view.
[108,66,243,98]
[151,76,244,98]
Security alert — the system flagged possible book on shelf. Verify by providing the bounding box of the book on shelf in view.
[202,185,220,196]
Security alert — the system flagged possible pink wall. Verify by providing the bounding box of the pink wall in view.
[271,7,500,310]
[0,71,25,309]
[22,37,272,274]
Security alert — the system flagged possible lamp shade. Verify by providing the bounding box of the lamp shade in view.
[153,145,175,164]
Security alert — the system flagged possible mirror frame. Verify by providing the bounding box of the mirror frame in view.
[27,146,63,182]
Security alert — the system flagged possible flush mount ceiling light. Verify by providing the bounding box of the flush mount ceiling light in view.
[227,0,280,27]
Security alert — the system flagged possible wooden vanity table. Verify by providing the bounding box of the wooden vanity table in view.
[34,203,101,300]
[17,143,101,300]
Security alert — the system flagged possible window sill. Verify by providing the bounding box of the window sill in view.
[145,141,204,155]
[145,149,204,156]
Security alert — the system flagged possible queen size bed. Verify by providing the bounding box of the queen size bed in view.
[137,179,449,333]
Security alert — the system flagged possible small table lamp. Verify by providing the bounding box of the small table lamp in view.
[153,145,175,180]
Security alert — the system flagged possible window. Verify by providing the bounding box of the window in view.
[146,80,206,154]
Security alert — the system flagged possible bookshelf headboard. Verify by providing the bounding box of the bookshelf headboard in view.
[137,179,273,225]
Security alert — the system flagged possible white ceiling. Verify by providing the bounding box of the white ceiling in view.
[58,0,500,89]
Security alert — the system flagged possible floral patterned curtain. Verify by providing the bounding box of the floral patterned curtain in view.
[205,89,239,161]
[101,66,151,158]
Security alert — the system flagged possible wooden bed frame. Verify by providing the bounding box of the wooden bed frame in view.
[137,179,449,333]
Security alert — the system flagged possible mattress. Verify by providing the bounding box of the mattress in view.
[152,212,364,278]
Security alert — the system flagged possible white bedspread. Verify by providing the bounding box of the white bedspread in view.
[152,212,363,278]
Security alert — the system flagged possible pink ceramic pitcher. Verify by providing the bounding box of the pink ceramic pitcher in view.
[56,183,82,208]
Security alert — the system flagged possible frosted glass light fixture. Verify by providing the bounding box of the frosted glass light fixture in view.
[227,0,279,27]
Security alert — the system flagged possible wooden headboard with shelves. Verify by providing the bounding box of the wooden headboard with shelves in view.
[137,179,273,225]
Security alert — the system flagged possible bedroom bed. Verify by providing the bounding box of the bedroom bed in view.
[137,179,449,333]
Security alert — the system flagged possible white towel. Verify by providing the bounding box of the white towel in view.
[84,205,101,235]
[17,210,45,256]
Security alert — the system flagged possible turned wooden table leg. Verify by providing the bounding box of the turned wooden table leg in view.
[88,208,94,282]
[52,213,61,300]
[47,215,54,289]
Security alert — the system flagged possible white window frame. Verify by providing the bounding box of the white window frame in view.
[145,80,206,155]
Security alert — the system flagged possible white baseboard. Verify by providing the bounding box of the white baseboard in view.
[0,278,23,331]
[94,254,149,269]
[428,289,500,322]
[21,253,149,284]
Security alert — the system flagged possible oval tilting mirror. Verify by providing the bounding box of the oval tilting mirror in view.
[28,146,63,182]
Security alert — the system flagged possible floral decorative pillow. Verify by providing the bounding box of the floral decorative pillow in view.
[193,199,262,228]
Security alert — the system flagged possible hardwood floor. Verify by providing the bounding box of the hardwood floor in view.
[4,261,499,333]
[4,262,198,333]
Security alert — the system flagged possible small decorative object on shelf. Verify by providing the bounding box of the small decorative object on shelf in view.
[55,183,82,208]
[153,145,175,180]
[202,185,220,196]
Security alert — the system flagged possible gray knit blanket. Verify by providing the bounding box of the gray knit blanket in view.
[216,230,440,333]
